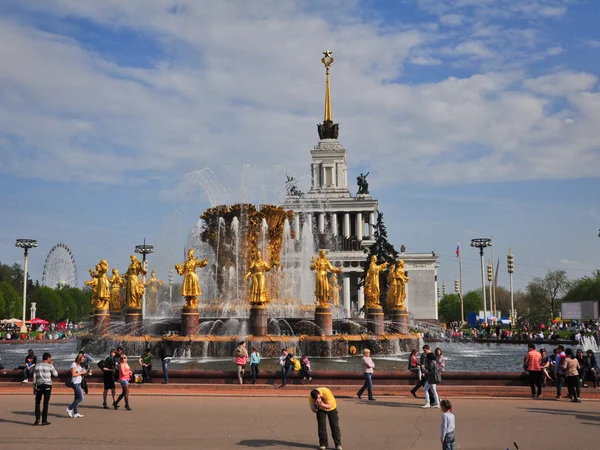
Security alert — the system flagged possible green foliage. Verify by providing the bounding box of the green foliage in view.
[0,281,22,318]
[57,288,79,320]
[438,293,461,322]
[360,212,399,305]
[0,261,38,300]
[562,270,600,303]
[463,290,483,314]
[30,287,64,322]
[523,269,569,319]
[0,288,4,318]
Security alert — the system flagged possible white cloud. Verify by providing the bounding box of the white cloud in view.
[523,72,597,96]
[448,40,494,58]
[439,14,463,26]
[410,55,443,65]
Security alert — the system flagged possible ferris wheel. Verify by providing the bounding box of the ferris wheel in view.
[42,243,78,288]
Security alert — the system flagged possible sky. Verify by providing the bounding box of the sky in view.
[0,0,599,297]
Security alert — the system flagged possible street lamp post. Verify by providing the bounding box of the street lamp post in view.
[15,239,38,333]
[507,249,515,321]
[135,240,154,320]
[168,267,174,305]
[470,238,492,323]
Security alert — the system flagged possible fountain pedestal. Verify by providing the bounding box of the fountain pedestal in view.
[93,309,110,335]
[110,310,123,321]
[249,305,268,337]
[314,305,333,336]
[125,308,143,335]
[391,307,409,334]
[181,305,199,336]
[367,306,384,335]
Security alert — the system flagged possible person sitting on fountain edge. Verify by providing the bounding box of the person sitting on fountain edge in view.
[309,388,342,450]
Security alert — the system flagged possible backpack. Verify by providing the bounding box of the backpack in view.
[97,359,105,370]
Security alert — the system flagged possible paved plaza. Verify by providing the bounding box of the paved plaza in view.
[0,393,598,449]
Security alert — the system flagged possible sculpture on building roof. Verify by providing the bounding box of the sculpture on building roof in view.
[357,172,370,195]
[285,174,305,198]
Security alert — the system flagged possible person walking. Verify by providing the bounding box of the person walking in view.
[422,353,441,408]
[554,345,567,399]
[524,343,543,398]
[100,349,117,409]
[563,348,581,403]
[114,354,133,410]
[356,348,375,401]
[440,399,455,450]
[139,348,153,383]
[411,345,433,398]
[77,351,94,395]
[159,341,173,384]
[309,388,342,450]
[233,341,248,384]
[66,353,87,418]
[32,352,58,426]
[300,355,313,382]
[23,349,37,382]
[250,347,261,384]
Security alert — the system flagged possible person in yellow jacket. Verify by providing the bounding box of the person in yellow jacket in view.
[292,356,301,371]
[309,387,342,450]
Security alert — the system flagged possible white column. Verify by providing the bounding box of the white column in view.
[305,213,313,232]
[294,214,300,236]
[343,213,350,238]
[331,213,338,236]
[355,212,363,240]
[318,213,325,234]
[358,285,365,312]
[343,275,351,317]
[369,212,375,239]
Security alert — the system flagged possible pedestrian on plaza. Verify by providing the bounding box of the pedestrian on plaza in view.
[114,354,133,410]
[23,349,37,382]
[524,343,542,398]
[309,388,343,450]
[562,348,581,403]
[279,348,293,387]
[554,345,567,399]
[575,349,587,388]
[408,349,421,381]
[422,353,441,408]
[100,349,117,409]
[300,355,313,382]
[584,350,599,388]
[159,340,173,384]
[411,345,433,398]
[250,347,261,384]
[435,348,446,372]
[114,347,124,365]
[139,348,153,383]
[356,348,376,401]
[66,353,87,418]
[440,399,455,450]
[540,348,552,386]
[32,352,58,426]
[233,341,248,384]
[78,350,94,395]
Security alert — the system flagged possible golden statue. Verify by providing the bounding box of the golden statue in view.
[145,270,164,313]
[244,248,274,306]
[385,263,396,310]
[364,255,388,307]
[88,259,111,310]
[392,260,410,309]
[85,265,99,308]
[124,255,146,309]
[329,271,342,307]
[310,249,342,307]
[108,268,123,311]
[175,248,208,307]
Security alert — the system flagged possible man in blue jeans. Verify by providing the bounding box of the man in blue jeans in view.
[159,341,173,384]
[279,349,293,387]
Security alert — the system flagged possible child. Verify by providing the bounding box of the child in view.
[300,355,312,382]
[440,399,455,450]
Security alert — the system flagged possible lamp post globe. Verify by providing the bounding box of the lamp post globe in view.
[470,238,492,323]
[15,239,38,333]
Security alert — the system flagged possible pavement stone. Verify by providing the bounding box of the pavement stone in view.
[0,392,599,449]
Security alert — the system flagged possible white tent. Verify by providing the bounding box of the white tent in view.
[1,318,22,324]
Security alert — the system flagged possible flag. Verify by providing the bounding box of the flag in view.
[456,241,460,258]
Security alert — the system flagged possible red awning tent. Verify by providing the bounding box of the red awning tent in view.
[28,318,49,325]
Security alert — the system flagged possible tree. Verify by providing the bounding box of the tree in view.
[70,286,92,319]
[0,281,21,318]
[30,287,64,322]
[57,288,79,321]
[563,270,600,303]
[438,293,461,322]
[523,270,569,319]
[463,290,483,315]
[0,288,4,318]
[359,212,399,306]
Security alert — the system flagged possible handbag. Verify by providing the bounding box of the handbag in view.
[65,379,74,388]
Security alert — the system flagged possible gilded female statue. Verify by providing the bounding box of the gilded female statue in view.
[310,249,342,307]
[364,255,388,307]
[244,248,274,306]
[145,270,164,313]
[108,268,123,311]
[175,248,208,307]
[85,265,99,308]
[124,255,146,309]
[89,259,111,310]
[385,263,397,310]
[329,271,342,307]
[392,260,410,309]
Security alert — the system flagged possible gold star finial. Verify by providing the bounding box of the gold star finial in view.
[321,49,334,71]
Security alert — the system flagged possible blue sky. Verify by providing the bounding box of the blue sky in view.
[0,0,599,296]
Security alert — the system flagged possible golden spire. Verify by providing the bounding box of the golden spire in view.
[321,49,334,122]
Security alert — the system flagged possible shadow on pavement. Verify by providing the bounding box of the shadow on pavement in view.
[237,439,315,448]
[11,410,70,419]
[355,400,422,408]
[0,418,34,426]
[519,407,600,425]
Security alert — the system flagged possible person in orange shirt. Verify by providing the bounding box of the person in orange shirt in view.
[524,343,542,398]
